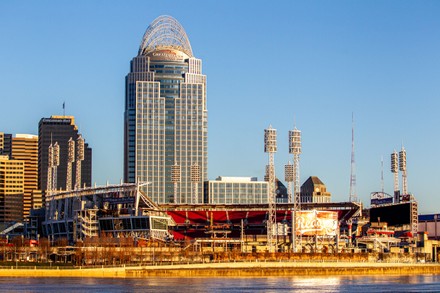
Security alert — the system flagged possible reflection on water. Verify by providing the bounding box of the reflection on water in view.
[1,275,440,292]
[291,277,341,293]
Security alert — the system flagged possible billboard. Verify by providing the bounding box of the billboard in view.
[295,210,338,236]
[371,197,393,206]
[370,191,393,206]
[370,202,412,226]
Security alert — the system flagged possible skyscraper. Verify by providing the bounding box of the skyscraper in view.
[0,155,24,222]
[38,116,92,202]
[124,15,207,204]
[0,132,12,157]
[11,134,42,217]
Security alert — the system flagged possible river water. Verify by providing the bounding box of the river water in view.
[1,275,440,292]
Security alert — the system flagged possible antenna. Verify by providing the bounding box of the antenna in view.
[381,156,384,194]
[349,113,357,202]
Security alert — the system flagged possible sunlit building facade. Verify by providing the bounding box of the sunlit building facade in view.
[124,16,207,204]
[38,116,92,202]
[204,177,268,204]
[11,134,42,217]
[300,176,332,203]
[0,155,24,222]
[0,132,12,157]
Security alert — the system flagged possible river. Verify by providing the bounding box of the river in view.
[1,274,440,292]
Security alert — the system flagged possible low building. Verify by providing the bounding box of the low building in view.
[419,214,440,240]
[204,176,268,204]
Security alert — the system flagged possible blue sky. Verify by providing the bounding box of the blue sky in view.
[1,1,439,213]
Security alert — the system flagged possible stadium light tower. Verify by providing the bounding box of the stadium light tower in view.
[171,163,181,203]
[399,146,407,196]
[46,143,54,194]
[264,125,277,253]
[66,138,75,191]
[391,150,399,203]
[191,163,200,204]
[75,135,84,190]
[289,127,302,252]
[52,142,60,192]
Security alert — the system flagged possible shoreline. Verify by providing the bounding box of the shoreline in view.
[1,262,440,278]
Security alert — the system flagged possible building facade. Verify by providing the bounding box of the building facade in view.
[0,155,24,222]
[38,116,92,202]
[300,176,332,203]
[0,132,12,157]
[124,15,207,204]
[11,134,42,217]
[204,177,268,204]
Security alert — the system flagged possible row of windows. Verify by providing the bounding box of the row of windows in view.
[151,64,187,69]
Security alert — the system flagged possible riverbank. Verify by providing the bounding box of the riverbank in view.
[1,261,440,278]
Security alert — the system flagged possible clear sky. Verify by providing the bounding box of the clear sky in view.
[1,1,439,213]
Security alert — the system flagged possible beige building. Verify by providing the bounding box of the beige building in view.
[12,134,42,217]
[204,177,268,204]
[0,155,24,222]
[300,176,332,203]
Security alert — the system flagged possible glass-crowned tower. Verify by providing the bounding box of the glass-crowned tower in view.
[124,15,207,204]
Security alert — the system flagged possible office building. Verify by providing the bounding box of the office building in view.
[204,177,268,204]
[124,15,207,204]
[300,176,332,203]
[11,134,42,217]
[0,155,24,222]
[0,132,12,157]
[38,116,92,201]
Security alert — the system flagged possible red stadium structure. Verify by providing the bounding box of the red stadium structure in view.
[162,202,361,242]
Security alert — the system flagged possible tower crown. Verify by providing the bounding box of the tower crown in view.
[138,15,193,58]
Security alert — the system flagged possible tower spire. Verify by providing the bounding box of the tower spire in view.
[349,113,357,202]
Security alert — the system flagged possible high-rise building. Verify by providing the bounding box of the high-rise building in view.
[11,134,42,217]
[0,155,24,222]
[0,132,12,158]
[124,15,207,204]
[38,116,92,201]
[300,176,332,203]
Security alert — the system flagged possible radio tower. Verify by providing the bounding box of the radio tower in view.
[391,150,399,203]
[264,126,277,253]
[289,127,302,252]
[349,114,357,202]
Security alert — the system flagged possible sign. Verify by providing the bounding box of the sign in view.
[296,210,338,236]
[148,49,188,61]
[103,197,135,205]
[371,197,393,206]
